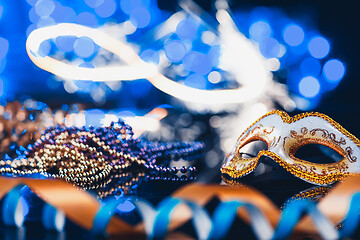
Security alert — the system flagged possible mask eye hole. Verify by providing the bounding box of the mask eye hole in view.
[238,140,268,159]
[293,143,343,164]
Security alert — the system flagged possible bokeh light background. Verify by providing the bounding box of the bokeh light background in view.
[0,0,359,136]
[0,2,359,237]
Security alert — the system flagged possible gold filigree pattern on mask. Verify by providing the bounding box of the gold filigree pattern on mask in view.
[221,110,360,185]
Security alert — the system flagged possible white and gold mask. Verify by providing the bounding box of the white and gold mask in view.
[221,110,360,185]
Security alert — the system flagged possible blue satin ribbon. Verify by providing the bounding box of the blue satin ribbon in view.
[92,197,127,236]
[210,200,273,240]
[151,197,212,240]
[42,203,65,231]
[2,184,25,227]
[130,199,157,236]
[273,198,338,240]
[339,192,360,238]
[92,196,157,237]
[2,182,360,240]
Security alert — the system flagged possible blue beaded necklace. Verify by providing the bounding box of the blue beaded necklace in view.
[1,120,204,192]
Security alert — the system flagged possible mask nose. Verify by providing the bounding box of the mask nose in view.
[256,150,283,168]
[238,140,268,159]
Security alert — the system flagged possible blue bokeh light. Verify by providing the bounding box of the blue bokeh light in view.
[130,7,151,28]
[28,0,42,7]
[26,24,37,36]
[29,7,40,23]
[300,58,321,76]
[308,36,330,59]
[120,0,150,15]
[259,38,281,58]
[16,1,348,110]
[165,40,186,62]
[249,21,272,42]
[117,200,135,212]
[140,49,159,64]
[193,54,212,75]
[295,95,320,111]
[298,76,320,98]
[176,19,198,40]
[208,45,220,67]
[94,0,117,18]
[85,109,106,127]
[74,63,94,91]
[37,16,55,28]
[26,0,37,6]
[76,12,98,27]
[0,37,9,60]
[72,80,92,92]
[183,51,198,71]
[74,37,95,58]
[0,59,6,74]
[184,74,207,89]
[183,52,212,75]
[283,24,304,46]
[38,40,51,57]
[323,59,345,82]
[85,0,104,8]
[51,5,76,23]
[55,36,76,52]
[35,0,55,17]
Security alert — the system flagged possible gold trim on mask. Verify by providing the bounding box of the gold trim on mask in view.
[221,110,360,185]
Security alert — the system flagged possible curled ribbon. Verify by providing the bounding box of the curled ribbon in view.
[1,175,360,239]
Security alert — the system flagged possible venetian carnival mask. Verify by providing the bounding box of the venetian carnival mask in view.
[221,110,360,185]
